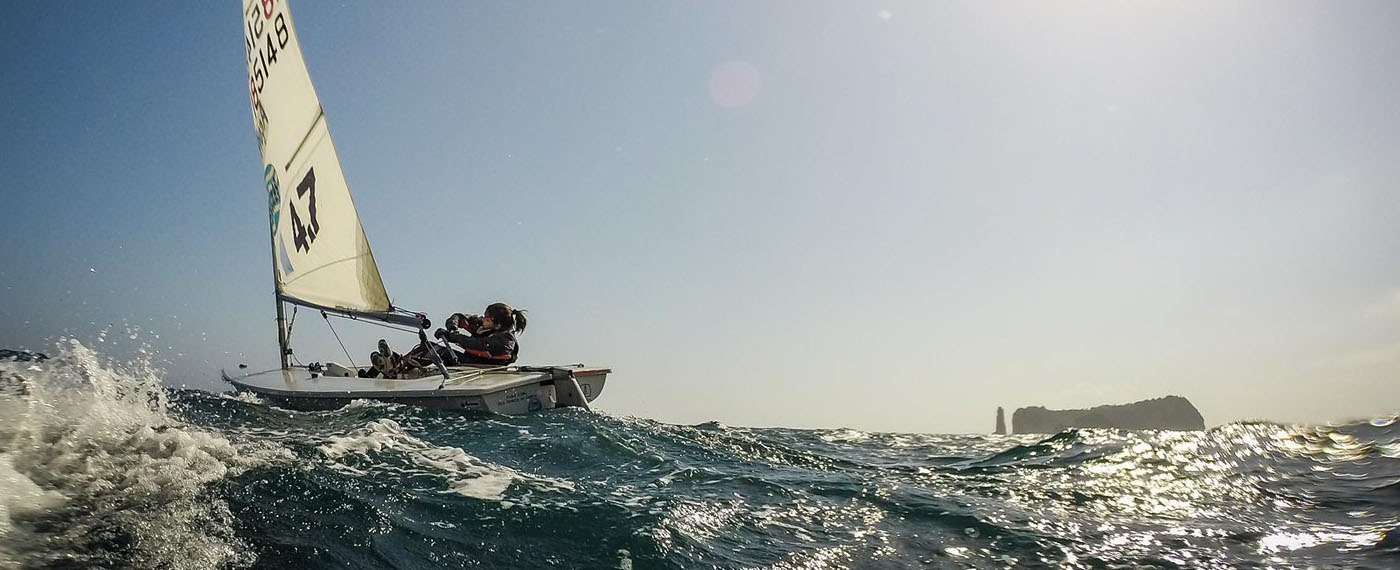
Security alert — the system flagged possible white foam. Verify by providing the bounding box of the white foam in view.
[0,339,287,570]
[820,428,870,444]
[0,452,65,566]
[231,390,265,404]
[319,418,573,502]
[344,398,394,410]
[320,418,521,500]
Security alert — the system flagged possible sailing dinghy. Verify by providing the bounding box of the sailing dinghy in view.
[224,0,608,413]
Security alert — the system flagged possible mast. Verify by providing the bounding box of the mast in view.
[275,300,290,369]
[270,225,291,369]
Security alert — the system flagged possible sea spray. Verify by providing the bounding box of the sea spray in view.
[0,340,286,570]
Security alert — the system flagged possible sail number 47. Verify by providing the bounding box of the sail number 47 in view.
[289,168,319,252]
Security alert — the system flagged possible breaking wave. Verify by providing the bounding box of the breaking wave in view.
[0,340,289,570]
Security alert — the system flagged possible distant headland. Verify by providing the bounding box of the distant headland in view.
[0,349,48,362]
[1004,396,1205,433]
[1,349,46,396]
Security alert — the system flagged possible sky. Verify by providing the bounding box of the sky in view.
[1,1,1398,434]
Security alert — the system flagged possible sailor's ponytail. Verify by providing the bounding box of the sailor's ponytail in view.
[484,302,527,334]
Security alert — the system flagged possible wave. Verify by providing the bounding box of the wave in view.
[5,342,1400,569]
[0,340,289,570]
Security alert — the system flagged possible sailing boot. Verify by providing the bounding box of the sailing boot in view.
[375,340,398,379]
[360,352,382,378]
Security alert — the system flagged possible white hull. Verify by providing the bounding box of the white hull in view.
[221,364,609,414]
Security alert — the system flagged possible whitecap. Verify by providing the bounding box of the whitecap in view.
[319,418,529,501]
[0,339,290,570]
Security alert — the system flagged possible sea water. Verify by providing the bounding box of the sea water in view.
[1,341,1397,569]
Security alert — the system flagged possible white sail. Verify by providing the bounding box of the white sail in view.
[241,0,390,314]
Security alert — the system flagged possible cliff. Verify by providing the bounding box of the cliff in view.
[1011,396,1204,433]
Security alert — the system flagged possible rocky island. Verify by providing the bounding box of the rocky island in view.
[1008,396,1204,433]
[1,349,48,362]
[1,349,47,396]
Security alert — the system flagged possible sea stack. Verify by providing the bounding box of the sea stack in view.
[994,407,1007,435]
[1011,396,1205,433]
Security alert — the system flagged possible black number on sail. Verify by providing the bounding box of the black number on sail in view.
[290,168,319,252]
[264,32,278,66]
[289,202,308,252]
[274,13,289,49]
[298,168,320,236]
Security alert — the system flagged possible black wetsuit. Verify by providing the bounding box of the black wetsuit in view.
[442,324,519,365]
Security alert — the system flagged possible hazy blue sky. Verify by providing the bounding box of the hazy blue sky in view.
[2,1,1398,433]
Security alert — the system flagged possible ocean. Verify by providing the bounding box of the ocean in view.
[2,341,1397,570]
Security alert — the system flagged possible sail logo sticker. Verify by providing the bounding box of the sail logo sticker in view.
[266,163,294,274]
[264,164,281,233]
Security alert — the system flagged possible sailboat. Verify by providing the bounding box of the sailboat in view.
[222,0,609,413]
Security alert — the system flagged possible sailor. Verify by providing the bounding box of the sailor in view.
[435,302,527,366]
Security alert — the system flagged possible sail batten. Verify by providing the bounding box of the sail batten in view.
[284,110,327,173]
[242,0,392,316]
[280,254,377,287]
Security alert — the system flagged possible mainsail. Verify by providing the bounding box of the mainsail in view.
[241,0,408,324]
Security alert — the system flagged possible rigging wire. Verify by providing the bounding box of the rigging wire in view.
[286,305,298,338]
[280,306,427,369]
[322,310,356,367]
